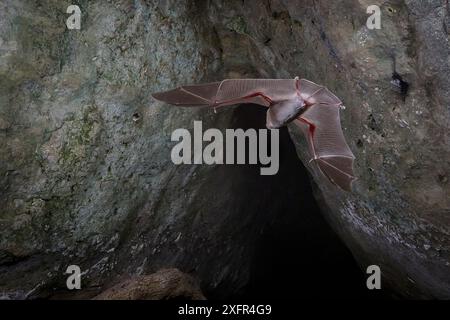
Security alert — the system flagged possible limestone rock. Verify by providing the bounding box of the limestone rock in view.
[94,268,205,300]
[1,0,449,299]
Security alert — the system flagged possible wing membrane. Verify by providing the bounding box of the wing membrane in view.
[152,79,298,107]
[294,87,356,191]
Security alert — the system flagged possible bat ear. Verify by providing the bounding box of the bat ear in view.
[266,110,278,129]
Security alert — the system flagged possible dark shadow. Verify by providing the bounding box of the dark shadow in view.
[226,104,391,299]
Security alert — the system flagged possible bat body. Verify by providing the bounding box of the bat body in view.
[152,78,356,191]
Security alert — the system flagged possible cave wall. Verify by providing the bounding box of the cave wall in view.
[0,0,232,297]
[0,0,321,299]
[281,0,450,298]
[0,0,449,298]
[204,0,450,298]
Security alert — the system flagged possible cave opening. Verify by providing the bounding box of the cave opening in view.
[206,104,386,299]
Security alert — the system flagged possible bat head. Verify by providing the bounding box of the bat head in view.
[266,98,305,129]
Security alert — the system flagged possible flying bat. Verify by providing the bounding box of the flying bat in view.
[152,78,356,191]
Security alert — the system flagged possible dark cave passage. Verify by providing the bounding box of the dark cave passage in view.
[210,104,387,299]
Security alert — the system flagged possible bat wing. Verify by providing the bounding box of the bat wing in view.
[294,79,356,191]
[152,79,298,108]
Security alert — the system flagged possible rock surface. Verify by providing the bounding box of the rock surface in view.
[0,0,449,299]
[93,268,205,300]
[284,0,450,298]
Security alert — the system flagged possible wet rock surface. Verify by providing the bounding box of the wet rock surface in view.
[0,0,449,299]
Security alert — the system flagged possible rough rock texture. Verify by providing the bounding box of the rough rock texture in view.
[284,0,450,298]
[0,0,449,299]
[93,268,205,300]
[0,0,328,299]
